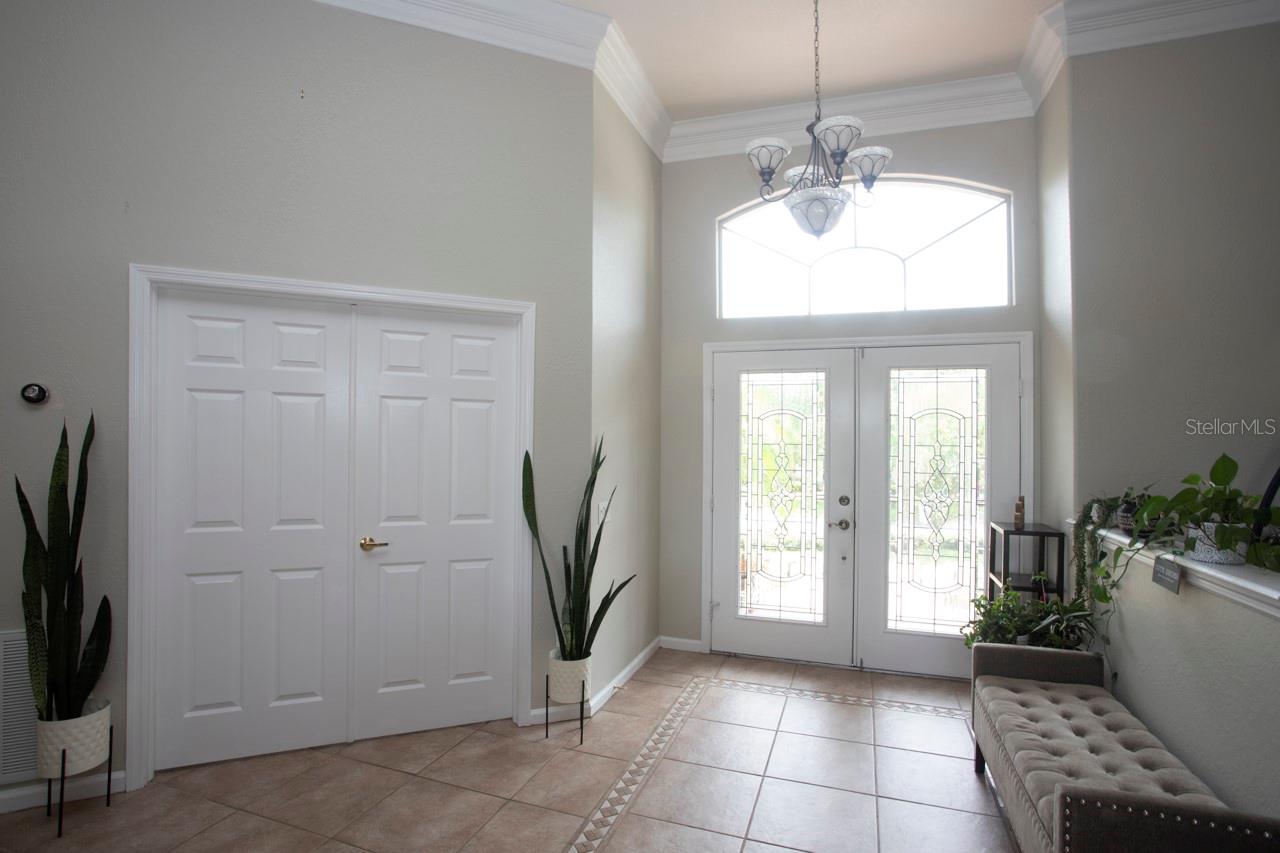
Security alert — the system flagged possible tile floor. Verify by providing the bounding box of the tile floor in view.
[0,650,1014,853]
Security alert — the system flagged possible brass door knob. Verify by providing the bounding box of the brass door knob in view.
[358,536,389,552]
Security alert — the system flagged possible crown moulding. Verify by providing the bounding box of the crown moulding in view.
[317,0,1280,164]
[1020,4,1068,109]
[1064,0,1280,56]
[317,0,609,68]
[1020,0,1280,107]
[663,74,1034,163]
[594,22,671,157]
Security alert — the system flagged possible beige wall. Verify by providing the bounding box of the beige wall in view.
[0,0,595,763]
[1036,70,1077,543]
[658,119,1042,641]
[588,79,663,682]
[1065,24,1280,815]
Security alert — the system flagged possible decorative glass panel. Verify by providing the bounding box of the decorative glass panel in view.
[738,372,826,623]
[887,368,987,635]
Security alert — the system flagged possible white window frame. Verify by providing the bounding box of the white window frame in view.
[716,175,1016,319]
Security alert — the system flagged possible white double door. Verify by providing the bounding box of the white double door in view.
[711,343,1022,678]
[154,290,517,769]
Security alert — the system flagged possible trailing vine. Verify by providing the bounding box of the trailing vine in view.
[1073,493,1184,684]
[1072,496,1118,600]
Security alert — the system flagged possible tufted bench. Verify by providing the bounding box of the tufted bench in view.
[970,643,1280,852]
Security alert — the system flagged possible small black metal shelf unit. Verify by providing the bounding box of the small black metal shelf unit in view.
[987,521,1066,600]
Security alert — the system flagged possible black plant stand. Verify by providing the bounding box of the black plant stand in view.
[46,724,113,838]
[544,675,586,745]
[988,521,1066,600]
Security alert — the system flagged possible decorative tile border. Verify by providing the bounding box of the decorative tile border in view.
[700,677,970,720]
[569,675,711,852]
[568,674,967,851]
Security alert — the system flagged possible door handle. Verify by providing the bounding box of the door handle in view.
[358,536,389,552]
[828,519,850,531]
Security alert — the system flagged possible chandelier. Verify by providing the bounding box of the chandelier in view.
[744,0,893,237]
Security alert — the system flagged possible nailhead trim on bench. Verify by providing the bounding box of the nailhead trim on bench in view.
[1061,793,1268,852]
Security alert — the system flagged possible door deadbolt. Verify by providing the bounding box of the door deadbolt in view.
[838,495,850,506]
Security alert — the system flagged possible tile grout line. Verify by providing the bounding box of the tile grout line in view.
[649,751,996,816]
[740,697,783,850]
[873,716,883,853]
[309,764,417,844]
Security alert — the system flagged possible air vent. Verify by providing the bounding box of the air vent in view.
[0,630,37,784]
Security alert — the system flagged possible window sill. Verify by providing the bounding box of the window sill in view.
[1069,522,1280,622]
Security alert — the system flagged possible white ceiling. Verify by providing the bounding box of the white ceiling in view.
[565,0,1059,120]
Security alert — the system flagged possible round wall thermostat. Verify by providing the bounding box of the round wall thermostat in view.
[21,383,49,405]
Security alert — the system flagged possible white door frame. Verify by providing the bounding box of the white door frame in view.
[127,264,536,790]
[700,332,1035,661]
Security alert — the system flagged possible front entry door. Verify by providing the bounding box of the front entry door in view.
[709,342,1024,678]
[351,306,518,738]
[855,344,1022,677]
[710,349,857,665]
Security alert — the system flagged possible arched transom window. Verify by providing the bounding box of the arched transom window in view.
[718,178,1012,318]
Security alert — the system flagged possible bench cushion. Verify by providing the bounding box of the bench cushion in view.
[975,675,1224,835]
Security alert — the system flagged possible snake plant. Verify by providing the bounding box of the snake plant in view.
[16,416,112,721]
[522,438,634,661]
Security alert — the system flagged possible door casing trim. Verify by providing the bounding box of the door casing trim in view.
[127,264,536,790]
[700,332,1036,659]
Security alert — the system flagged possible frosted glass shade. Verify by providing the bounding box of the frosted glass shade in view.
[784,186,851,237]
[848,146,893,190]
[745,137,791,184]
[813,115,865,165]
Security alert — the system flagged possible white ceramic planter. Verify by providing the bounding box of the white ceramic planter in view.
[1188,523,1246,565]
[548,650,591,704]
[36,700,111,778]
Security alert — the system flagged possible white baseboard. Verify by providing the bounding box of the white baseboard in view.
[0,770,126,814]
[529,636,659,724]
[659,635,709,653]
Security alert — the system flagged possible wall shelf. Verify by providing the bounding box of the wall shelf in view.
[1070,522,1280,622]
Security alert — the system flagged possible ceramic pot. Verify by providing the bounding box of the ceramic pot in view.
[1188,523,1246,565]
[548,650,591,704]
[36,700,110,778]
[1116,501,1138,535]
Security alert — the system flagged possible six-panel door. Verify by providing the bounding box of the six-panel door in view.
[351,306,517,739]
[155,292,354,768]
[153,292,518,769]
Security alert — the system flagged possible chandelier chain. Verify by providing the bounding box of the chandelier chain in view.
[813,0,821,121]
[742,0,892,235]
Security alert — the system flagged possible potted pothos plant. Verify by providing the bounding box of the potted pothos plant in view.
[522,439,634,704]
[17,417,113,779]
[1147,453,1276,565]
[1068,454,1280,658]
